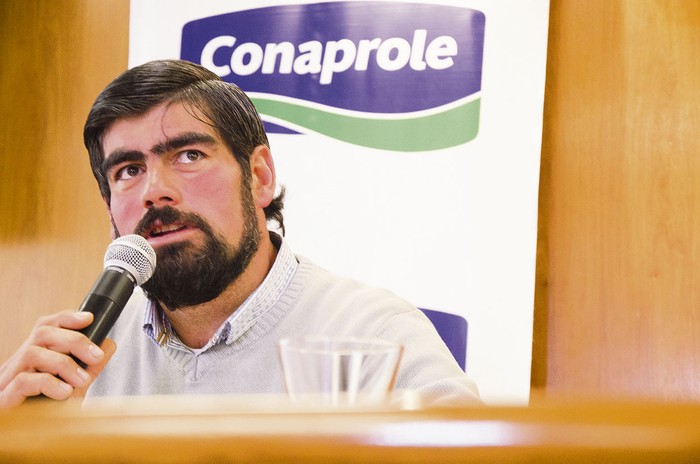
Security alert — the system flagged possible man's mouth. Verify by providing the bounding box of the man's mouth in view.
[148,222,188,238]
[134,207,206,244]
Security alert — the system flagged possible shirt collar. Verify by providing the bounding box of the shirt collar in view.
[143,232,298,349]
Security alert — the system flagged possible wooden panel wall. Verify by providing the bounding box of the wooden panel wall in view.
[533,0,700,400]
[1,0,698,402]
[0,1,129,362]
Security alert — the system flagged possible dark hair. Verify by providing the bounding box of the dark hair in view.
[83,59,285,234]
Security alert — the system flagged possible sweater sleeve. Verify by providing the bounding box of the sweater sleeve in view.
[376,309,482,406]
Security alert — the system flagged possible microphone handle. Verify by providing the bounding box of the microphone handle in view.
[72,296,122,369]
[73,268,136,368]
[78,295,123,345]
[32,295,124,398]
[31,262,142,400]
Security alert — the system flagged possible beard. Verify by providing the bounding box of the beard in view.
[127,189,261,310]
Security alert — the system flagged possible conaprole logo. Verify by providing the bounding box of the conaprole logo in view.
[181,2,485,152]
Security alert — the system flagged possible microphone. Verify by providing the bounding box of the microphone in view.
[76,234,156,365]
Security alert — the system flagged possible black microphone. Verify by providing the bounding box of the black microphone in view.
[75,234,156,366]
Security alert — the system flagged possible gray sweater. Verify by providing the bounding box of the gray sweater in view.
[86,239,480,405]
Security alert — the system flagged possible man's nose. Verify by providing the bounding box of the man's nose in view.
[140,164,180,208]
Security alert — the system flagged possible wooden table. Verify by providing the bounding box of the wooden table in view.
[1,395,699,463]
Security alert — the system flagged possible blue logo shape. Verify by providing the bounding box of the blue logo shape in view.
[181,2,485,151]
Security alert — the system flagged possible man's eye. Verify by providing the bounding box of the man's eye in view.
[178,150,204,164]
[115,164,142,181]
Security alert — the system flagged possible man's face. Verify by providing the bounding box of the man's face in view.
[101,101,261,309]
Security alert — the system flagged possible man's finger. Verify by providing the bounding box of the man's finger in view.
[73,339,116,399]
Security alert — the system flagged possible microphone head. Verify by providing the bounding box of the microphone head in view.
[103,234,157,286]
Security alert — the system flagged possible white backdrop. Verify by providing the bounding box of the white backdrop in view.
[129,0,550,405]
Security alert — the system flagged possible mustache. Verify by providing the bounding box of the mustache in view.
[134,206,211,238]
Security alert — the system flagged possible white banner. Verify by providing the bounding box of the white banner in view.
[129,0,550,404]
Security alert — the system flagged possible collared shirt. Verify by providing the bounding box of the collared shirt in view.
[142,234,299,355]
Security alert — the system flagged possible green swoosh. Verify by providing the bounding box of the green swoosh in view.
[251,97,480,152]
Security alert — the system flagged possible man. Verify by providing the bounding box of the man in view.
[0,60,479,408]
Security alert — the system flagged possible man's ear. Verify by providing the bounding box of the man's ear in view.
[249,145,276,208]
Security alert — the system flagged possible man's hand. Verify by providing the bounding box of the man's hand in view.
[0,310,116,408]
